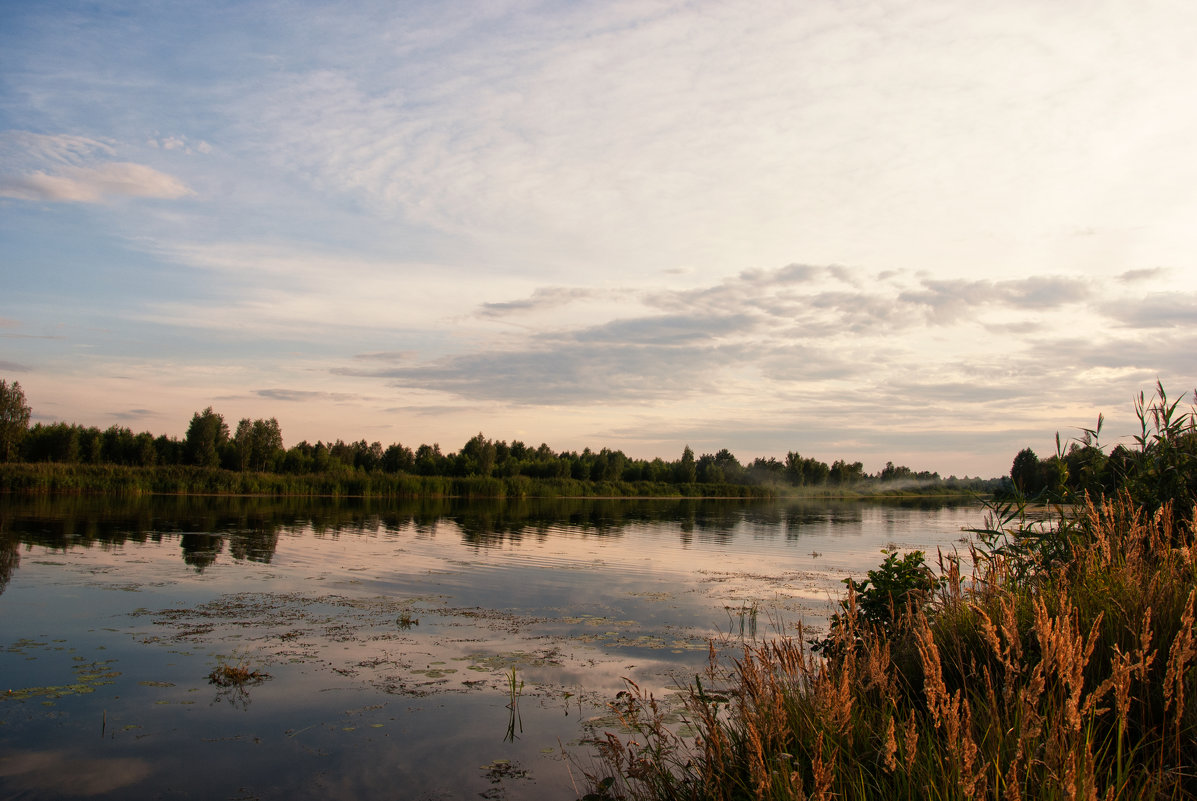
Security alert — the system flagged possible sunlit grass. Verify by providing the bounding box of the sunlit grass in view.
[585,496,1196,799]
[583,386,1197,800]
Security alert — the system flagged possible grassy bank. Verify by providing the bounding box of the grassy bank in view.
[583,387,1197,800]
[587,496,1195,799]
[0,462,775,499]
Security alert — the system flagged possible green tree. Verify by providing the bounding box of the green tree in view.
[414,443,445,476]
[24,422,80,462]
[381,442,415,473]
[459,432,498,477]
[0,379,31,462]
[674,445,697,483]
[233,417,284,471]
[829,459,864,485]
[184,407,229,467]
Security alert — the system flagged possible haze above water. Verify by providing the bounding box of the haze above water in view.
[0,495,982,800]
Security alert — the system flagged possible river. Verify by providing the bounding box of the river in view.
[0,494,985,800]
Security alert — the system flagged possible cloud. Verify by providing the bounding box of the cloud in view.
[335,337,751,406]
[899,277,1091,323]
[479,287,602,317]
[255,388,357,402]
[1100,293,1197,329]
[317,263,1140,412]
[0,130,191,203]
[0,162,192,203]
[0,360,32,372]
[353,351,416,363]
[0,131,114,167]
[147,134,212,155]
[109,408,155,421]
[573,314,754,345]
[1117,268,1166,283]
[0,332,66,340]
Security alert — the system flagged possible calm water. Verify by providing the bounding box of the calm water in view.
[0,495,984,800]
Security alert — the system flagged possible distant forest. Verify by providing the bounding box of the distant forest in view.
[0,381,999,493]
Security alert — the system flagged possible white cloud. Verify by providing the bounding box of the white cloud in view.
[0,130,193,203]
[147,134,212,155]
[0,162,192,203]
[214,0,1197,282]
[0,131,113,166]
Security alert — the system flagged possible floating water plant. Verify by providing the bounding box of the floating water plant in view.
[207,656,269,687]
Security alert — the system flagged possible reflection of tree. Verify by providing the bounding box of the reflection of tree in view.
[180,533,222,572]
[0,493,951,566]
[228,526,280,564]
[0,535,18,596]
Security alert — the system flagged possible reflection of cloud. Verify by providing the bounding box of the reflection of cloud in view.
[0,750,153,795]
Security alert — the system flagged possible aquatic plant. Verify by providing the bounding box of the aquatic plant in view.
[725,601,760,640]
[207,656,269,687]
[583,492,1197,800]
[505,666,525,742]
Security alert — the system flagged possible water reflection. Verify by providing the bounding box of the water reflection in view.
[0,536,17,596]
[0,492,984,801]
[0,493,977,578]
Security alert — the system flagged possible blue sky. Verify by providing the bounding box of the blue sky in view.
[2,0,1196,477]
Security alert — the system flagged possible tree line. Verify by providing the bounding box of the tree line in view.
[1,379,971,490]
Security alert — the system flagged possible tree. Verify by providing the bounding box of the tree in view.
[184,407,229,467]
[674,446,697,483]
[381,442,415,473]
[414,443,445,476]
[1010,447,1043,495]
[829,459,864,485]
[0,379,31,462]
[232,417,284,472]
[459,433,497,477]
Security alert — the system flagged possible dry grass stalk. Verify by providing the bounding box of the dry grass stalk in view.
[583,494,1197,801]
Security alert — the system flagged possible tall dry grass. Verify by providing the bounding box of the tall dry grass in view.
[583,495,1197,800]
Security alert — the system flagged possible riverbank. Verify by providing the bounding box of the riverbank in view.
[581,386,1197,800]
[0,462,777,499]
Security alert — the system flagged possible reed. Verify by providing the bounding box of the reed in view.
[584,493,1197,800]
[0,462,775,499]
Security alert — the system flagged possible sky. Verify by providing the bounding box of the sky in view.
[2,0,1196,478]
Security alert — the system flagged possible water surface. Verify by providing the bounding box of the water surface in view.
[0,495,983,800]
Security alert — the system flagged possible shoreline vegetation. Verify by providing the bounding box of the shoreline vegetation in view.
[0,461,998,500]
[580,384,1197,800]
[0,381,1003,499]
